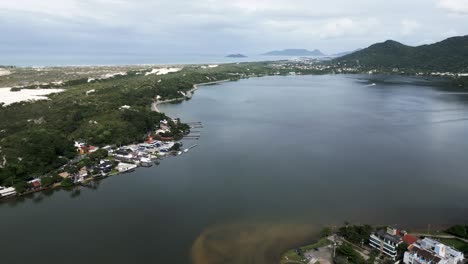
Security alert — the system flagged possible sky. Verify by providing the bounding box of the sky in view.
[1,0,468,64]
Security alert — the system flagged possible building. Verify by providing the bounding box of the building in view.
[77,167,89,182]
[403,238,464,264]
[369,227,403,260]
[402,234,419,246]
[98,160,113,174]
[0,186,17,198]
[28,179,42,189]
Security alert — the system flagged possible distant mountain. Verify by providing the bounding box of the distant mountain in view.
[226,54,247,58]
[262,49,325,56]
[334,36,468,72]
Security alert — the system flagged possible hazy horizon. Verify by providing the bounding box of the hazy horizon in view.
[1,0,468,65]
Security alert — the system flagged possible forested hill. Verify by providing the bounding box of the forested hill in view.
[334,36,468,72]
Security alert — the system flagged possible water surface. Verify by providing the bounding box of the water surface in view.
[1,75,468,264]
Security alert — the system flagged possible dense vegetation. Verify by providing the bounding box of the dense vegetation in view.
[334,243,366,264]
[446,225,468,239]
[338,224,373,245]
[0,62,279,188]
[335,36,468,73]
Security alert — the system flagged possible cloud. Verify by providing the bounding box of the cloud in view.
[437,0,468,14]
[319,18,380,38]
[0,0,467,61]
[401,19,421,36]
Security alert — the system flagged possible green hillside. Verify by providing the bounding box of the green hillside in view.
[335,36,468,72]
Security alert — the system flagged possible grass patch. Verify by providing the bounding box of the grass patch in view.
[300,237,331,251]
[436,238,468,253]
[281,237,331,264]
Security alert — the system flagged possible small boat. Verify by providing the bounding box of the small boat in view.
[183,149,189,153]
[177,151,182,155]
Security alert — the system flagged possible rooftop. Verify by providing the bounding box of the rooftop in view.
[375,229,402,244]
[408,244,442,263]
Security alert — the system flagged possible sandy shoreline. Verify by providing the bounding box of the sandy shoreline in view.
[151,79,231,113]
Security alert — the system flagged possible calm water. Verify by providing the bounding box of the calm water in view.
[1,75,468,264]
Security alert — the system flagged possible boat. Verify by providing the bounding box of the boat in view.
[183,149,189,153]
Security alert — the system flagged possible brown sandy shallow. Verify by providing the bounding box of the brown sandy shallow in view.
[191,222,318,264]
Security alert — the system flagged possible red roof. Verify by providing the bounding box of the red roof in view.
[403,234,418,245]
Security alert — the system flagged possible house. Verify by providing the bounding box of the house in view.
[119,105,131,110]
[88,146,99,153]
[28,179,41,189]
[78,145,99,155]
[0,186,17,198]
[369,227,403,260]
[78,167,89,182]
[117,163,137,173]
[99,160,113,173]
[403,238,464,264]
[402,234,419,245]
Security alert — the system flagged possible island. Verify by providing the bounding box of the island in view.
[226,53,247,58]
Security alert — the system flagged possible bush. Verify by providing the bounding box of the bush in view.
[61,178,74,188]
[336,243,365,264]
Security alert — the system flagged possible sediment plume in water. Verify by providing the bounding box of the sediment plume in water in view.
[191,223,317,264]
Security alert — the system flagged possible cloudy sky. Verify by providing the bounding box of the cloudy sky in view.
[1,0,468,64]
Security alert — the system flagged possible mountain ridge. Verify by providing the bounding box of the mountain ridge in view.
[334,36,468,72]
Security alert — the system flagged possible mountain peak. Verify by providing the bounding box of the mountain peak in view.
[334,35,468,72]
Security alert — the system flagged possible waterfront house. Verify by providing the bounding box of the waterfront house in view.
[78,167,89,182]
[117,163,137,173]
[403,238,464,264]
[28,179,41,189]
[369,227,403,260]
[98,160,113,173]
[402,234,419,245]
[0,186,17,198]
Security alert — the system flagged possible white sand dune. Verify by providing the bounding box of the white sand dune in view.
[0,87,64,106]
[145,67,182,76]
[0,68,12,76]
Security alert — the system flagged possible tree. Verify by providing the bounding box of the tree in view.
[321,226,332,238]
[336,243,365,264]
[89,149,108,162]
[65,165,79,174]
[397,242,409,260]
[41,177,55,187]
[61,178,74,188]
[13,181,28,194]
[170,143,181,151]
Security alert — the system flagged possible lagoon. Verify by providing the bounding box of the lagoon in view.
[1,75,468,264]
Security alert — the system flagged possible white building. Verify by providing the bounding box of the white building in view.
[369,227,403,260]
[403,238,464,264]
[0,186,17,198]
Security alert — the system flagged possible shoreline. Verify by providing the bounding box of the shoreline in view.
[151,79,232,113]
